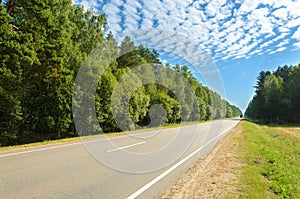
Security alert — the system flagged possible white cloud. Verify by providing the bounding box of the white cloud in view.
[249,49,262,56]
[260,39,273,49]
[272,8,288,20]
[276,47,287,52]
[277,40,288,47]
[269,46,286,54]
[260,32,289,48]
[110,0,125,6]
[192,1,207,10]
[278,27,290,33]
[102,3,123,35]
[140,18,153,28]
[274,32,290,41]
[247,7,275,35]
[186,13,203,25]
[123,3,139,15]
[205,0,226,17]
[125,0,142,10]
[284,0,300,18]
[286,17,300,28]
[108,23,122,32]
[293,41,300,48]
[142,0,166,15]
[123,16,140,30]
[141,9,154,19]
[292,26,300,40]
[74,0,300,61]
[238,0,260,15]
[78,0,100,10]
[238,34,252,46]
[225,31,242,44]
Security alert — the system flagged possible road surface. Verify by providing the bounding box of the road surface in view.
[0,119,240,198]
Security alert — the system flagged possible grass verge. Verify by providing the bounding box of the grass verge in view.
[0,120,210,152]
[236,120,300,198]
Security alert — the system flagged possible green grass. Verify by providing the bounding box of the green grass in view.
[0,136,80,152]
[236,120,300,199]
[2,115,239,151]
[0,120,208,152]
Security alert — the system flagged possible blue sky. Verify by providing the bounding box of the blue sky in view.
[73,0,300,112]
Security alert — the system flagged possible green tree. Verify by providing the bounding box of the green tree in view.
[10,0,77,139]
[117,36,138,69]
[287,65,300,122]
[0,0,107,145]
[0,3,37,145]
[263,75,285,122]
[96,71,119,132]
[246,64,300,123]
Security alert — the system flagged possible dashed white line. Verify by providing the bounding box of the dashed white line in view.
[0,124,192,158]
[0,122,213,158]
[107,141,146,152]
[0,136,121,158]
[126,123,238,199]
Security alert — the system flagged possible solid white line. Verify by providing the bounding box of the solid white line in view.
[0,124,201,158]
[0,137,110,158]
[0,120,236,158]
[127,123,238,199]
[0,142,82,158]
[0,131,147,158]
[107,141,146,153]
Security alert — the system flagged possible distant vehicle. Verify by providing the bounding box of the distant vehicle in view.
[240,114,243,118]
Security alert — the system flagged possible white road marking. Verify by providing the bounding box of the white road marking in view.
[0,142,83,158]
[107,141,146,152]
[127,123,238,199]
[0,123,203,158]
[0,136,122,158]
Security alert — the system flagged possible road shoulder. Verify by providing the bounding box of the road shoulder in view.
[161,122,243,198]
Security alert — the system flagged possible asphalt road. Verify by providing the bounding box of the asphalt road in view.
[0,119,240,199]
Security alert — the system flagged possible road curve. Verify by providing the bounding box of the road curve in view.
[0,119,240,199]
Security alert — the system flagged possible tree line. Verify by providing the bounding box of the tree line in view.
[0,0,241,146]
[245,64,300,123]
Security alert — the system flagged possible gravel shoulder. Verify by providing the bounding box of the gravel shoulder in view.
[161,122,244,198]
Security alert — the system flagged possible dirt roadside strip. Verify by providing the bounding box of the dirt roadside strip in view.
[161,122,244,199]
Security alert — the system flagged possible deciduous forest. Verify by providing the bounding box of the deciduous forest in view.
[0,0,241,146]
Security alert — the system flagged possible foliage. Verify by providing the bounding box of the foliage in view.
[245,64,300,123]
[0,1,241,146]
[0,3,37,145]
